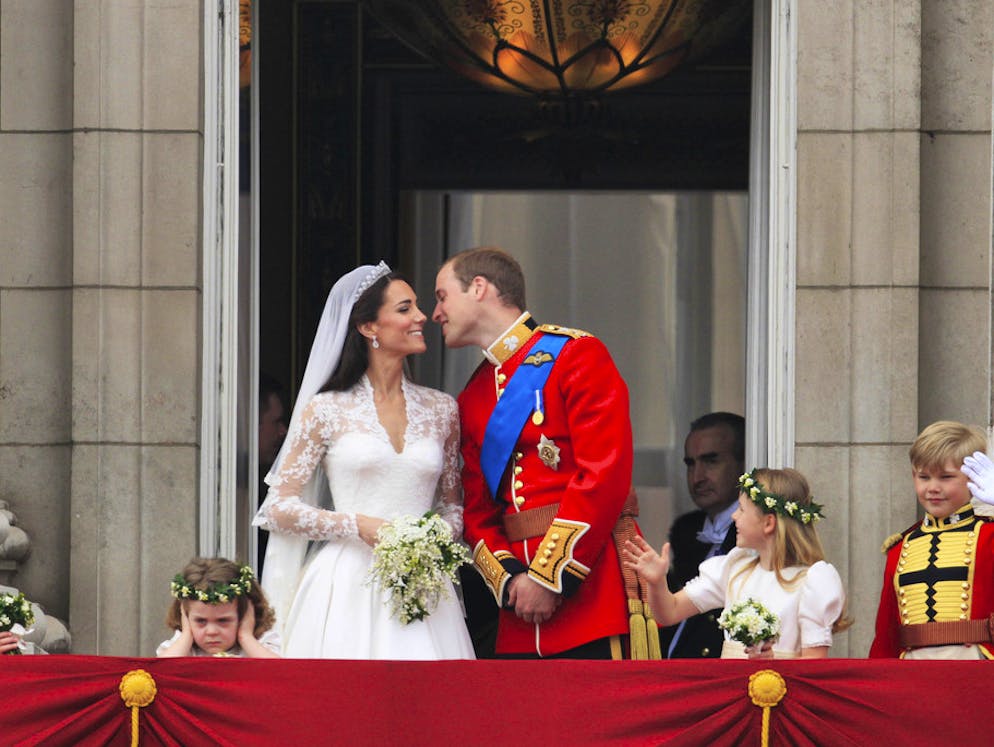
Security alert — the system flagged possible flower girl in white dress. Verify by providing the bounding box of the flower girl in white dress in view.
[254,262,474,660]
[625,467,850,659]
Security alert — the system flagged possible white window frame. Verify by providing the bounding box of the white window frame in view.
[747,0,796,468]
[201,0,243,558]
[199,0,798,550]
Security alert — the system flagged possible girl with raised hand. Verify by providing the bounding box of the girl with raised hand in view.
[625,468,850,659]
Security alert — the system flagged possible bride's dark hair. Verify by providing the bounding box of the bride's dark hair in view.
[320,271,404,392]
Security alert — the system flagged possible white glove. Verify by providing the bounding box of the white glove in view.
[961,451,994,506]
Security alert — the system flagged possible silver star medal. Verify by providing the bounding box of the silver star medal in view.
[537,434,560,471]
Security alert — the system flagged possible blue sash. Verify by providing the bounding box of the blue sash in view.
[480,333,569,500]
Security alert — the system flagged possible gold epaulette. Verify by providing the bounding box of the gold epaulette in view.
[881,532,904,553]
[538,323,591,339]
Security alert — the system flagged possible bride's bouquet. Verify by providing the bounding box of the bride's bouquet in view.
[0,590,35,655]
[369,512,470,624]
[717,597,780,647]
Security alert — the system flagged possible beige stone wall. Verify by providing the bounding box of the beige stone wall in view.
[796,0,993,657]
[0,0,76,627]
[0,0,203,655]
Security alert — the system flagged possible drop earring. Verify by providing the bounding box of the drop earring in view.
[371,335,379,349]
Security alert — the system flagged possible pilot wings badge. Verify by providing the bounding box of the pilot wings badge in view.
[523,350,553,367]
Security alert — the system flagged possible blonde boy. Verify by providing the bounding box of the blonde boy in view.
[869,421,993,659]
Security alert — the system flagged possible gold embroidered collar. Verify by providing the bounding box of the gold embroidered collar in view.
[484,312,537,366]
[921,505,975,530]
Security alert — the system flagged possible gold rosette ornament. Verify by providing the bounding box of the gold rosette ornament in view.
[119,669,157,747]
[748,669,786,747]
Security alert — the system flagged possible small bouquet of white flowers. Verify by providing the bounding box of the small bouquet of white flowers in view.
[369,512,470,624]
[717,597,780,647]
[0,590,35,655]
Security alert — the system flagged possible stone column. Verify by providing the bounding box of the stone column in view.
[918,2,993,425]
[0,0,75,627]
[795,1,923,656]
[67,0,203,655]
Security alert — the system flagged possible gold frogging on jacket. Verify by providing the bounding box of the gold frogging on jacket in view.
[895,526,978,625]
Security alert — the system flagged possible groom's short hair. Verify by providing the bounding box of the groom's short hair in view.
[448,246,526,310]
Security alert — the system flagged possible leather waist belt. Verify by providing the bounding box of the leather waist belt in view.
[503,503,560,542]
[898,615,994,648]
[502,491,640,543]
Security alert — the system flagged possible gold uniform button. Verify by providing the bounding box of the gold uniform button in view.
[961,603,969,610]
[963,582,971,589]
[547,541,557,550]
[960,614,968,620]
[514,466,523,475]
[551,533,561,541]
[514,480,524,490]
[514,496,525,507]
[543,549,552,558]
[497,373,507,384]
[962,593,969,600]
[701,648,710,656]
[515,452,523,460]
[538,558,548,566]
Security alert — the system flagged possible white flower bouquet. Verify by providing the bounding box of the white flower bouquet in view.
[369,512,470,624]
[0,590,35,655]
[717,597,780,647]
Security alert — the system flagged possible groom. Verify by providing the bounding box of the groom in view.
[433,247,634,658]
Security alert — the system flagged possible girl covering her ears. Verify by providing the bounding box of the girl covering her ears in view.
[624,468,851,659]
[157,557,281,658]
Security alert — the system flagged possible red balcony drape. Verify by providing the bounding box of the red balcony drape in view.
[1,656,990,746]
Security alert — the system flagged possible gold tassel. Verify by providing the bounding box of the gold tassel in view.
[644,606,662,660]
[628,598,648,660]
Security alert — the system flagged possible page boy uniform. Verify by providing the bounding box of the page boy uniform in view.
[459,313,634,657]
[870,506,994,659]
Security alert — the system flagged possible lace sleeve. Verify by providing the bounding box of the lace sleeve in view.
[257,396,358,540]
[432,395,464,538]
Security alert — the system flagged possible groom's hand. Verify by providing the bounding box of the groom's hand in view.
[508,574,561,624]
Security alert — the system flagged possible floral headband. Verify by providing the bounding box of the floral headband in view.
[170,565,254,604]
[738,471,824,524]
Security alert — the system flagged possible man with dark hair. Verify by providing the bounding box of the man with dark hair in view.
[259,372,288,473]
[433,246,635,659]
[661,411,745,658]
[257,372,288,568]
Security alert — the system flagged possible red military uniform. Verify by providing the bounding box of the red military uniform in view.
[869,506,994,658]
[459,313,634,656]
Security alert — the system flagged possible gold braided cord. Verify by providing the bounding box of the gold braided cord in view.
[748,669,786,747]
[119,669,157,747]
[644,608,662,660]
[627,598,649,659]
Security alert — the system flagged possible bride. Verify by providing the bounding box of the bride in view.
[254,262,475,659]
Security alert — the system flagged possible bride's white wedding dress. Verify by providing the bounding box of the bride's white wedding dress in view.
[256,375,475,659]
